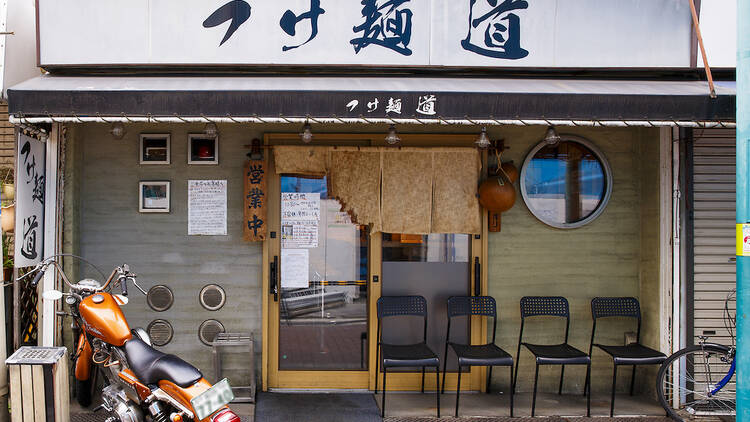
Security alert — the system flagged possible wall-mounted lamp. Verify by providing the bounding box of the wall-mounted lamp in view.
[299,122,313,144]
[110,122,126,140]
[475,127,491,149]
[543,125,561,145]
[384,125,401,145]
[204,122,218,137]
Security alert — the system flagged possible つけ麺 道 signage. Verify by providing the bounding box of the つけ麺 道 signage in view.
[38,1,691,68]
[244,161,267,241]
[14,134,45,267]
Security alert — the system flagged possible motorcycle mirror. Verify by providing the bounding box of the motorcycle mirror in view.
[114,294,129,305]
[42,290,63,301]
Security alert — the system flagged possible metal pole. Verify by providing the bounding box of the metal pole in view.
[737,1,750,419]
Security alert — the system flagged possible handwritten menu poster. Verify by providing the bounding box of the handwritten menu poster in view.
[188,180,227,235]
[281,193,320,248]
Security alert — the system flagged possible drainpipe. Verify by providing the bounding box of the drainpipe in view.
[737,1,749,419]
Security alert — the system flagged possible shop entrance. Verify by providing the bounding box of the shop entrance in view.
[263,134,487,392]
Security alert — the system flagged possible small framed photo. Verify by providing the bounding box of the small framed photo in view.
[140,134,170,164]
[188,134,219,165]
[139,181,170,213]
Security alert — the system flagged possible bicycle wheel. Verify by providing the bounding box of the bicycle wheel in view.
[657,344,735,421]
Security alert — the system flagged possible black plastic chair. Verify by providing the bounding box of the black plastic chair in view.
[375,295,440,418]
[586,297,667,416]
[514,296,591,417]
[442,296,513,417]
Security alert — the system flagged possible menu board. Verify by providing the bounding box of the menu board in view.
[188,180,227,235]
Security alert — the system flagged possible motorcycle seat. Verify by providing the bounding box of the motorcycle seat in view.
[123,337,203,388]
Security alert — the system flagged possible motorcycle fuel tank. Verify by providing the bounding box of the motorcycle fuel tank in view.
[79,293,133,346]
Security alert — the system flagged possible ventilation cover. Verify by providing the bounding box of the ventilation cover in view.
[199,284,226,311]
[198,319,225,346]
[147,319,174,347]
[147,285,174,312]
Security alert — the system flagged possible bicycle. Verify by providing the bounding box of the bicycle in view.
[656,289,736,421]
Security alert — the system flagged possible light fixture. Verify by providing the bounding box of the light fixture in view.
[543,125,561,145]
[299,122,313,144]
[475,127,491,149]
[109,122,125,140]
[204,122,218,137]
[384,125,401,145]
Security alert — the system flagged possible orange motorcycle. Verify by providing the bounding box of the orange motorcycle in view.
[31,257,240,422]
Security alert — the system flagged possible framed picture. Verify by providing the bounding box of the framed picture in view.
[188,134,219,165]
[139,181,170,213]
[140,134,170,164]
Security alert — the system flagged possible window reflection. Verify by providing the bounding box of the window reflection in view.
[522,140,609,227]
[279,176,369,371]
[382,233,470,262]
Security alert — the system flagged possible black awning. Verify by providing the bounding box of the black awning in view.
[7,76,735,122]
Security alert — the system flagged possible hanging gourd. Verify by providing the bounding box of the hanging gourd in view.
[478,145,517,232]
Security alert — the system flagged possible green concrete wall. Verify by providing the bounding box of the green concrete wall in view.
[484,126,662,395]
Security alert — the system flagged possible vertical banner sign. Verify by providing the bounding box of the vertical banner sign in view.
[244,161,266,241]
[14,134,45,267]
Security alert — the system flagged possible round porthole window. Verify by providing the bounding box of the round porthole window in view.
[520,135,612,229]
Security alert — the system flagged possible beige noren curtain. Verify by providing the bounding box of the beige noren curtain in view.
[273,146,481,234]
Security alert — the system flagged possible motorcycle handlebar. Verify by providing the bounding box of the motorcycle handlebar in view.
[30,270,45,288]
[120,276,128,296]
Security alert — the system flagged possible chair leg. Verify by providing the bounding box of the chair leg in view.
[513,353,520,394]
[630,365,636,396]
[441,352,448,394]
[531,363,539,417]
[583,362,590,396]
[558,364,565,395]
[487,366,493,393]
[421,367,426,393]
[381,367,387,418]
[455,365,462,417]
[435,366,441,418]
[509,365,514,418]
[586,363,591,417]
[610,364,617,417]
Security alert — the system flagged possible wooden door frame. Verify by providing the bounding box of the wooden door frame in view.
[261,133,489,391]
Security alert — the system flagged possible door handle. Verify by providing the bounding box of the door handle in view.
[270,256,278,302]
[474,257,481,296]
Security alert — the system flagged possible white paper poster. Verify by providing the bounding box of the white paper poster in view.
[281,193,321,248]
[14,134,46,267]
[281,249,309,289]
[188,180,227,235]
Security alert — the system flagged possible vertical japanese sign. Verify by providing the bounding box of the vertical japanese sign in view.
[244,161,266,241]
[14,134,45,267]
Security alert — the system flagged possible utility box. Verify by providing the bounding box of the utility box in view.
[6,347,69,422]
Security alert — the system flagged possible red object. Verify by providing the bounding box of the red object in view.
[198,145,213,158]
[211,409,241,422]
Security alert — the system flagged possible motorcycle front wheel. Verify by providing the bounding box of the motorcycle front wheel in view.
[656,344,735,421]
[75,377,93,407]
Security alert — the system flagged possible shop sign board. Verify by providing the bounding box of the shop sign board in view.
[38,0,691,68]
[244,161,267,241]
[14,134,45,267]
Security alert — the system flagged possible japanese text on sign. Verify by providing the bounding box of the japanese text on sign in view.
[14,134,45,267]
[244,161,267,241]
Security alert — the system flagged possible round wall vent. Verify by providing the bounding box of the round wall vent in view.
[147,319,174,347]
[147,285,174,312]
[198,319,225,346]
[199,284,226,311]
